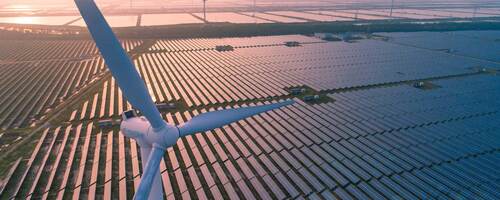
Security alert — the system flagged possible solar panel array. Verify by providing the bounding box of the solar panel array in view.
[0,40,141,130]
[69,34,498,120]
[0,7,498,27]
[0,40,98,61]
[378,31,500,63]
[1,31,500,200]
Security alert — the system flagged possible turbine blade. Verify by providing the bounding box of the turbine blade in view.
[178,100,294,136]
[134,146,164,200]
[74,0,166,129]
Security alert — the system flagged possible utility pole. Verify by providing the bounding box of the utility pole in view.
[390,0,394,17]
[253,0,256,17]
[473,5,478,19]
[354,2,358,20]
[203,0,207,22]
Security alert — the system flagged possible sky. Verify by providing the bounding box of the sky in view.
[0,0,493,22]
[1,0,490,12]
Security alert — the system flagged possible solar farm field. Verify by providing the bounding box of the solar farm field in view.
[378,31,500,63]
[0,7,499,27]
[0,40,143,130]
[1,31,500,199]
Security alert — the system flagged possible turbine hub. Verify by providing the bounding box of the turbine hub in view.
[148,122,179,149]
[121,115,179,149]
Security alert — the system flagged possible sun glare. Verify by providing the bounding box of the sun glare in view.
[4,4,35,11]
[10,17,39,25]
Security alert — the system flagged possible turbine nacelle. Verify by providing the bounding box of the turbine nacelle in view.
[121,110,179,149]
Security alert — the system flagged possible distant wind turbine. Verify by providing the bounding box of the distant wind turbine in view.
[74,0,294,199]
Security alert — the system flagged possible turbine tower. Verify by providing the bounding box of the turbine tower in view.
[73,0,294,199]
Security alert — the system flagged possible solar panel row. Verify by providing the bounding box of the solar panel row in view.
[149,35,323,52]
[0,40,98,61]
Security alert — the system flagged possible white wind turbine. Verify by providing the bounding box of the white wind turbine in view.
[73,0,294,199]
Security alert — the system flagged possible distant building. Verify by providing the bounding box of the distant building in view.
[284,41,300,47]
[215,45,234,51]
[314,33,341,41]
[303,95,320,102]
[290,88,306,95]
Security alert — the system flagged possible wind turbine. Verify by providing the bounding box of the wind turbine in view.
[73,0,294,199]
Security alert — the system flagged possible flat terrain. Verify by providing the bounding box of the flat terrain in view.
[0,7,499,27]
[0,29,499,199]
